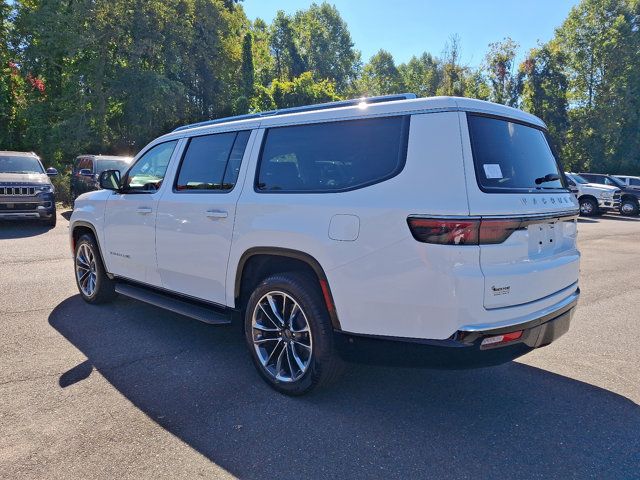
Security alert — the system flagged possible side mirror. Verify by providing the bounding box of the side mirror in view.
[99,169,121,191]
[79,168,93,177]
[46,167,58,177]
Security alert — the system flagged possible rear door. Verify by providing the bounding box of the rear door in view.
[155,129,254,305]
[461,112,580,309]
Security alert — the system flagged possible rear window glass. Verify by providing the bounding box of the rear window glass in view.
[96,159,131,173]
[256,116,410,193]
[176,131,250,191]
[468,114,565,193]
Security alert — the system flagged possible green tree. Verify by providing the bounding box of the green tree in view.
[518,43,570,162]
[357,50,404,96]
[250,18,275,87]
[398,53,442,97]
[241,32,255,99]
[437,35,466,96]
[270,10,306,80]
[555,0,640,173]
[291,2,360,92]
[484,37,519,106]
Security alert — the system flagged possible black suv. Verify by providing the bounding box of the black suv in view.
[579,173,640,216]
[0,151,58,226]
[71,155,132,204]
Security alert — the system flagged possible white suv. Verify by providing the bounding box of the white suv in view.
[70,95,581,395]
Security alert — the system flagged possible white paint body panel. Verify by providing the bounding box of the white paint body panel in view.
[69,96,581,342]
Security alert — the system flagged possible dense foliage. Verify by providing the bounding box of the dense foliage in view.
[0,0,638,174]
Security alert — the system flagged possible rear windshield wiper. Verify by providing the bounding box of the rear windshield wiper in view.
[535,173,561,185]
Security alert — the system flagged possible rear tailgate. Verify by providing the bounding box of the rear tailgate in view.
[479,213,579,308]
[460,111,580,309]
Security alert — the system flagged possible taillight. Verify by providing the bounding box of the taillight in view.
[478,219,523,244]
[408,217,524,245]
[407,218,479,245]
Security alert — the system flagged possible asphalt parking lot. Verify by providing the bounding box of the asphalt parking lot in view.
[1,210,639,479]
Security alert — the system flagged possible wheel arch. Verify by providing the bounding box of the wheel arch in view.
[234,247,341,330]
[71,221,110,276]
[578,194,597,203]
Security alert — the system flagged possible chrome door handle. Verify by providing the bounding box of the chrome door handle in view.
[136,207,153,214]
[205,209,228,219]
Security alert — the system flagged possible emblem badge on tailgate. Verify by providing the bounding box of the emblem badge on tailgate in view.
[491,285,511,296]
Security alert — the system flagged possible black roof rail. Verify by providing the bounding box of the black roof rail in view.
[173,93,417,132]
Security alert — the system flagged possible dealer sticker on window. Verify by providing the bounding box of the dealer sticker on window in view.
[483,164,503,179]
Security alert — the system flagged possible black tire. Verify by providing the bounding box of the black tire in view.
[244,272,343,395]
[620,198,639,216]
[579,197,598,217]
[44,209,57,227]
[74,233,117,304]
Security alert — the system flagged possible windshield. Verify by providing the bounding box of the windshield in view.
[0,155,44,174]
[97,159,131,174]
[570,173,589,184]
[468,114,565,192]
[607,176,625,188]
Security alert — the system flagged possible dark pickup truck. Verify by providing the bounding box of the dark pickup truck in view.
[0,151,58,226]
[579,173,640,216]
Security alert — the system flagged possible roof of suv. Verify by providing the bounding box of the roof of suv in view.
[0,151,39,158]
[161,96,546,141]
[76,155,132,161]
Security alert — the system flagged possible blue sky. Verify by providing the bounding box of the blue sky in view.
[241,0,580,67]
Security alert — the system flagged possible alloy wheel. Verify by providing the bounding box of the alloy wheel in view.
[580,201,593,214]
[76,243,97,297]
[621,202,635,215]
[251,291,313,383]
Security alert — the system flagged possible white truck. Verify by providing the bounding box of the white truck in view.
[564,172,621,216]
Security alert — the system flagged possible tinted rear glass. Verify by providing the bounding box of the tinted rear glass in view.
[175,130,250,191]
[97,159,131,173]
[468,114,565,192]
[256,116,410,192]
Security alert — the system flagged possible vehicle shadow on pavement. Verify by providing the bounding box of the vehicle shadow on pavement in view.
[49,295,639,480]
[0,220,53,238]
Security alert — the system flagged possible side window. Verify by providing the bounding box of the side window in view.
[256,116,410,193]
[630,178,640,186]
[175,130,250,191]
[123,140,178,192]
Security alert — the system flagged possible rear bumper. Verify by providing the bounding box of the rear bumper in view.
[335,288,578,368]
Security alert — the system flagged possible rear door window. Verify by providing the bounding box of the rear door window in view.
[256,116,410,193]
[467,114,566,193]
[175,130,251,192]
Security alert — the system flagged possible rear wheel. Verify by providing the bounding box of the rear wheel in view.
[620,198,639,216]
[579,197,598,216]
[74,234,116,304]
[244,272,343,395]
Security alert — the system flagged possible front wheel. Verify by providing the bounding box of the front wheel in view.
[579,197,598,216]
[74,234,116,304]
[244,272,343,395]
[620,199,639,216]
